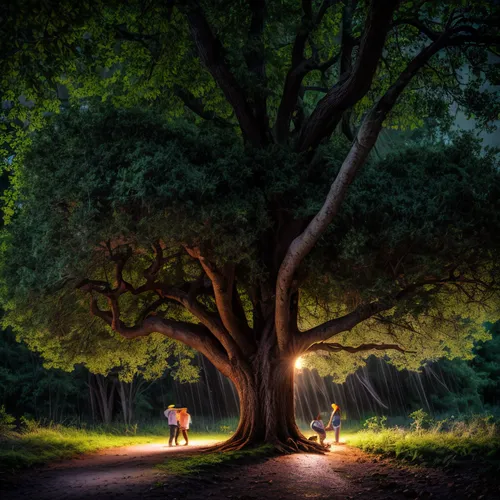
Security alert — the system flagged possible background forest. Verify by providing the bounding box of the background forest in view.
[2,321,499,429]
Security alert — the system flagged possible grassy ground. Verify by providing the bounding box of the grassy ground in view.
[2,416,499,473]
[347,421,500,466]
[155,444,273,476]
[0,425,225,472]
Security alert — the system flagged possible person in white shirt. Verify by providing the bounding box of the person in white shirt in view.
[164,404,180,447]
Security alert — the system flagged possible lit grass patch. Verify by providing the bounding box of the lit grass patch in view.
[156,445,273,476]
[0,427,167,471]
[348,425,500,466]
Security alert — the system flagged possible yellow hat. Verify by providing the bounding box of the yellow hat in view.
[168,404,175,408]
[331,403,339,411]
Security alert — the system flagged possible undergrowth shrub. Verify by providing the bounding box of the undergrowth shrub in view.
[0,406,15,436]
[409,409,434,432]
[20,416,41,433]
[364,415,387,432]
[350,414,500,466]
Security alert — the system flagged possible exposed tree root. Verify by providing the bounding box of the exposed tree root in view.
[203,435,327,455]
[274,436,326,454]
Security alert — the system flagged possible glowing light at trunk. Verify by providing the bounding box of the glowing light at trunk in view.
[295,357,303,370]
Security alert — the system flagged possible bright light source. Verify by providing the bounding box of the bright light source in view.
[295,357,303,369]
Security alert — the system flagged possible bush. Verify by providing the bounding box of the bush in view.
[0,406,15,436]
[364,415,387,432]
[409,409,433,432]
[19,416,41,434]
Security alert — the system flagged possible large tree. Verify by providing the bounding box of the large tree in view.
[1,1,500,452]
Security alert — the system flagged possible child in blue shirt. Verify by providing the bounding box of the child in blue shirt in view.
[310,413,327,447]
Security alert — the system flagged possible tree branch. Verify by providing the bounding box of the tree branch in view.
[89,296,233,377]
[297,0,400,152]
[274,0,340,143]
[81,242,246,364]
[299,300,392,349]
[245,0,269,135]
[306,342,410,354]
[178,1,264,146]
[160,285,246,362]
[298,273,497,351]
[174,86,234,128]
[184,246,256,355]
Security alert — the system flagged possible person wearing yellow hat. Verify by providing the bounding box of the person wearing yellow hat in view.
[164,404,179,446]
[326,403,342,443]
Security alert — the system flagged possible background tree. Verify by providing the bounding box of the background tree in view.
[0,326,199,424]
[1,0,500,452]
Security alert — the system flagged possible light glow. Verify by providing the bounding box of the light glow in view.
[295,357,303,370]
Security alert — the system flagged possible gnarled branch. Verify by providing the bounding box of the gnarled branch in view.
[306,342,410,354]
[179,1,264,146]
[160,285,246,362]
[184,246,256,355]
[89,297,233,377]
[274,0,341,143]
[297,0,400,151]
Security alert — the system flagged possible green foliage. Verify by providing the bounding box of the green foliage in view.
[0,405,15,435]
[350,415,500,466]
[19,416,41,434]
[364,415,387,432]
[472,321,500,407]
[426,358,486,414]
[1,105,499,378]
[155,445,273,476]
[1,0,498,165]
[409,409,434,432]
[302,134,500,378]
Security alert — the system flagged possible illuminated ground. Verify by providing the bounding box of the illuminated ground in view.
[1,438,498,499]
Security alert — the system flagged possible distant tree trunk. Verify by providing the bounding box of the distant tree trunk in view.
[88,372,97,422]
[118,380,129,426]
[117,376,147,426]
[89,374,115,425]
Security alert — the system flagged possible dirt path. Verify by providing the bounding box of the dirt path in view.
[1,441,499,500]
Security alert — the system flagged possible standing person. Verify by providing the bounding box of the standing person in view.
[164,404,179,447]
[178,407,192,446]
[326,403,342,444]
[310,413,327,447]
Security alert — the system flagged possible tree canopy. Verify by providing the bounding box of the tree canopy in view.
[2,107,499,379]
[1,1,499,154]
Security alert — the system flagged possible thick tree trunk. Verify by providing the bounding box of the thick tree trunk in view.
[214,340,324,453]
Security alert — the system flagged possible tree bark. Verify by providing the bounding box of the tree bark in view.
[214,333,324,453]
[91,373,115,425]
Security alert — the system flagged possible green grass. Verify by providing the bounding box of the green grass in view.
[0,427,169,471]
[348,421,500,466]
[155,444,273,476]
[0,419,237,472]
